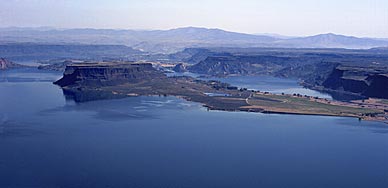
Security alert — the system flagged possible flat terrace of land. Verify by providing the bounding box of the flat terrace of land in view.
[244,93,382,118]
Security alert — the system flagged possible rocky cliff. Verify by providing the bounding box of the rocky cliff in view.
[54,62,166,87]
[188,55,293,76]
[322,66,388,99]
[0,58,24,70]
[172,63,188,72]
[364,74,388,98]
[186,51,338,77]
[276,62,340,86]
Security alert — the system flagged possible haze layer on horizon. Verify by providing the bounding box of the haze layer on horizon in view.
[1,0,388,38]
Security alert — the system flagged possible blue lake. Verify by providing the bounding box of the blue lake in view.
[0,68,387,188]
[168,72,332,99]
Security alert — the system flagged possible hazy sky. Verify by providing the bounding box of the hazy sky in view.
[1,0,388,37]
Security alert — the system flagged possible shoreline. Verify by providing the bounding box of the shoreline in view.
[141,94,388,124]
[55,62,387,124]
[61,86,387,124]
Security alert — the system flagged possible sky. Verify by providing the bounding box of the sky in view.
[1,0,388,38]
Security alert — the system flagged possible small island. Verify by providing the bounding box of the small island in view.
[54,62,388,123]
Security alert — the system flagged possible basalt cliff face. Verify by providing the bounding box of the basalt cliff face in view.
[54,62,166,87]
[188,55,294,76]
[322,66,388,99]
[364,74,388,98]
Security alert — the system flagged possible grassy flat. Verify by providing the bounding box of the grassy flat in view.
[243,93,382,117]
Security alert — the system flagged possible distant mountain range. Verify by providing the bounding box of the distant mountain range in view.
[1,27,387,53]
[276,33,388,49]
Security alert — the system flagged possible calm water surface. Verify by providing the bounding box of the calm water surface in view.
[168,72,332,99]
[0,68,387,188]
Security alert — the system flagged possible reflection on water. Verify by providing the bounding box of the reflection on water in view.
[0,69,387,188]
[40,96,199,121]
[0,68,62,82]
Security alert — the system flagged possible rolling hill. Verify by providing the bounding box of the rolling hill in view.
[1,27,387,53]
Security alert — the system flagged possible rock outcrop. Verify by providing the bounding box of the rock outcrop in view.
[187,53,329,76]
[188,55,290,76]
[54,62,166,87]
[362,74,388,99]
[322,66,388,99]
[0,58,24,70]
[172,63,188,72]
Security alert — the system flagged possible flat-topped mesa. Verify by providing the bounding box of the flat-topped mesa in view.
[54,62,167,87]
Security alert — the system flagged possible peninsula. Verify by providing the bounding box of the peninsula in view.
[54,62,388,123]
